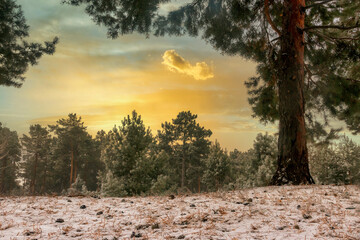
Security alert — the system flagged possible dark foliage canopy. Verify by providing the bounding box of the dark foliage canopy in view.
[158,111,212,190]
[0,0,58,87]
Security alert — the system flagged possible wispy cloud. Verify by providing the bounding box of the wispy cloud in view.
[162,50,214,80]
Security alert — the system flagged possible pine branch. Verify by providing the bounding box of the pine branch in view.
[343,78,360,84]
[304,24,360,31]
[304,64,320,87]
[264,0,281,36]
[0,140,8,160]
[302,0,335,10]
[191,0,202,7]
[306,30,337,43]
[0,152,9,161]
[271,36,281,42]
[305,65,360,85]
[329,36,360,41]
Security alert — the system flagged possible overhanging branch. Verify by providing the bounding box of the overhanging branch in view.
[302,0,335,10]
[304,25,360,31]
[264,0,281,36]
[343,78,360,84]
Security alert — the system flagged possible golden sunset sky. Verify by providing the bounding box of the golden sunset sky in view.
[0,0,357,150]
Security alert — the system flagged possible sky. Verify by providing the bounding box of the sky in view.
[0,0,357,151]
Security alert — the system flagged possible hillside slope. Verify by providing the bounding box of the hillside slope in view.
[0,185,359,239]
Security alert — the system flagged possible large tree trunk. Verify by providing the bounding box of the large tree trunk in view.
[271,0,314,185]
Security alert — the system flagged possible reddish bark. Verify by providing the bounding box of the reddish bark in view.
[270,0,315,185]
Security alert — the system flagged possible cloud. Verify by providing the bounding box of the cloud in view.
[162,50,214,80]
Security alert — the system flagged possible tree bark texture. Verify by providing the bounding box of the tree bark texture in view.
[271,0,315,185]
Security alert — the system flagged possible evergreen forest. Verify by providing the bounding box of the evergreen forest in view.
[1,110,359,197]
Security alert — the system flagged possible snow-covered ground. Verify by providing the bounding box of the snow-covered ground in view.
[0,185,359,239]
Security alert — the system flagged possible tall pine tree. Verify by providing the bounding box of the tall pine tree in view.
[202,140,231,191]
[100,110,154,196]
[0,123,21,194]
[21,124,51,194]
[64,0,360,185]
[158,111,212,192]
[49,114,88,188]
[229,133,277,187]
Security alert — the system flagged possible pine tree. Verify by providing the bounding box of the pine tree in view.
[149,150,178,195]
[310,136,360,185]
[229,149,254,188]
[337,136,360,184]
[0,0,58,87]
[309,144,347,184]
[0,123,21,194]
[252,133,277,186]
[64,0,360,185]
[202,140,231,191]
[158,111,212,192]
[49,114,88,189]
[80,134,103,191]
[230,133,277,187]
[21,124,51,194]
[100,110,154,196]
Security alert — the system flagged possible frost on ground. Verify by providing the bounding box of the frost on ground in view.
[0,185,359,240]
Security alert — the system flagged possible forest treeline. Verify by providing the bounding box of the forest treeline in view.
[0,111,359,196]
